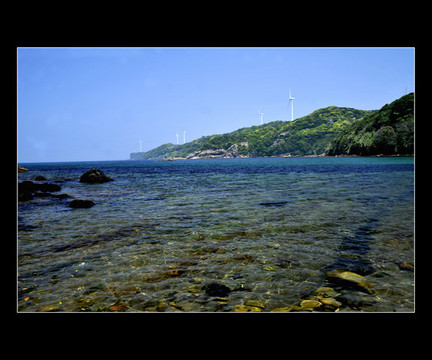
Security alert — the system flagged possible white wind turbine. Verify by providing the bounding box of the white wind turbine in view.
[258,110,263,125]
[176,133,179,145]
[289,89,295,121]
[183,131,186,144]
[139,139,142,152]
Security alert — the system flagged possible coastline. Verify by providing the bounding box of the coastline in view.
[159,153,415,161]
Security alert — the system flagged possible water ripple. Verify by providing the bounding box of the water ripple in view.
[18,157,414,312]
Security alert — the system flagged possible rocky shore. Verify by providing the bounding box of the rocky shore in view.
[183,142,251,160]
[18,167,113,209]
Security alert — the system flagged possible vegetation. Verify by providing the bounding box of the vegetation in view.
[325,93,414,156]
[130,93,414,160]
[131,107,374,159]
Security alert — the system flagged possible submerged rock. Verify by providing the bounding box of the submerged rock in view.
[69,199,95,208]
[18,191,34,202]
[234,304,249,312]
[259,201,288,207]
[319,297,342,309]
[300,299,322,311]
[33,192,52,198]
[270,307,293,312]
[38,183,61,192]
[233,254,255,263]
[326,269,374,294]
[34,175,47,181]
[245,299,266,309]
[38,304,61,312]
[79,168,114,184]
[108,303,129,312]
[203,283,232,297]
[397,261,414,271]
[336,290,376,309]
[314,286,340,298]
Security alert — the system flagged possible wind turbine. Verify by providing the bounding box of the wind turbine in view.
[176,133,179,145]
[258,110,263,125]
[139,139,142,152]
[183,131,186,144]
[289,89,295,121]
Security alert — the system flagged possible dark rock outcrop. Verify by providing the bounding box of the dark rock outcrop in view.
[34,175,47,181]
[79,168,114,184]
[203,283,232,297]
[18,191,34,202]
[69,199,95,208]
[18,181,61,202]
[38,183,61,192]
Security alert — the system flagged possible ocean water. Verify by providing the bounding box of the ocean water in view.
[17,157,414,312]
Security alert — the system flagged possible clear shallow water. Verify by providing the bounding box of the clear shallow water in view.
[18,157,414,312]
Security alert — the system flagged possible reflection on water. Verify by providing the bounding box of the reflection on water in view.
[18,157,414,312]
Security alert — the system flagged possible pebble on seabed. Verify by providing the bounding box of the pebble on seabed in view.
[398,261,414,271]
[300,299,322,310]
[314,286,340,298]
[108,304,129,312]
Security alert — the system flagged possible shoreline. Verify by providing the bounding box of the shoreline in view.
[19,154,415,166]
[160,153,415,161]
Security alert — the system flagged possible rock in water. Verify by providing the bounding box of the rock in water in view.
[69,199,95,208]
[19,181,38,193]
[397,261,414,271]
[79,168,114,184]
[319,297,342,309]
[18,181,62,202]
[259,201,288,207]
[326,269,374,294]
[38,183,61,192]
[203,283,232,297]
[314,286,340,298]
[108,304,129,312]
[300,299,322,310]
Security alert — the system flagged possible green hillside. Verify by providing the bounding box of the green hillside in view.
[326,93,414,156]
[131,106,374,160]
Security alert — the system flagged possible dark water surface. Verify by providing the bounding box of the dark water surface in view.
[18,157,414,312]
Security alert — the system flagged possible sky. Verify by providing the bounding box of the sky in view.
[17,47,414,163]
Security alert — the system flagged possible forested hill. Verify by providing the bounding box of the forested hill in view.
[325,93,414,156]
[131,106,374,160]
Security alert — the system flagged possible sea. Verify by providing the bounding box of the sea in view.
[17,157,415,312]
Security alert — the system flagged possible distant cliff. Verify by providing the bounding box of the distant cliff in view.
[326,93,414,156]
[130,106,374,160]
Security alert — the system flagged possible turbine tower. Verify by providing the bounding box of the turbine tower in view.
[176,133,179,145]
[258,110,263,125]
[139,139,142,152]
[289,89,295,121]
[183,131,186,144]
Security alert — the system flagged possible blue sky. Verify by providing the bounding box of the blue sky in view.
[17,47,414,162]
